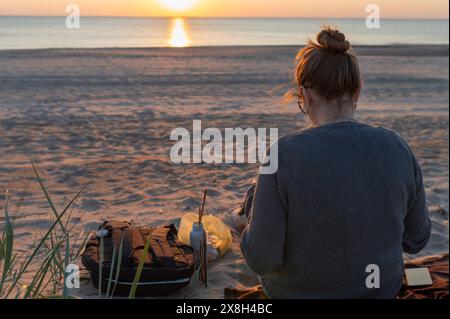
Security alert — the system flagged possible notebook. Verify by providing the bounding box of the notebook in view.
[405,268,433,287]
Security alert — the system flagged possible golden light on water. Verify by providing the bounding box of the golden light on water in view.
[169,18,191,47]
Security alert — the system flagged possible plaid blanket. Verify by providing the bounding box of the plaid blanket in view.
[225,253,448,299]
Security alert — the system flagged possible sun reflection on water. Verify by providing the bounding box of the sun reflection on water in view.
[169,18,191,47]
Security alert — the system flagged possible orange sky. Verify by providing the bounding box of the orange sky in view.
[0,0,448,19]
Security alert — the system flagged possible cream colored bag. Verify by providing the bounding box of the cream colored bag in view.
[178,213,232,258]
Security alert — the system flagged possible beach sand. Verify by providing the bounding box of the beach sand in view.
[0,45,448,298]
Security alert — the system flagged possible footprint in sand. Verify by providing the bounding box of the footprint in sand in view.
[80,198,104,212]
[205,189,221,197]
[114,193,144,205]
[180,197,200,211]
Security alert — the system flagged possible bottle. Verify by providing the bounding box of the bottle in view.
[189,222,205,268]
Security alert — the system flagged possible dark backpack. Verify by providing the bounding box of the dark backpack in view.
[81,220,195,297]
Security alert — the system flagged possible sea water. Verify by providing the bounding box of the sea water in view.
[0,16,448,50]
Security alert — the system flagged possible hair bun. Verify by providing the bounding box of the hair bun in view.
[317,26,350,54]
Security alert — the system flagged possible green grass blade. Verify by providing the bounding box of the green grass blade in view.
[98,236,104,299]
[30,159,66,234]
[110,234,124,298]
[0,235,4,261]
[105,242,117,298]
[24,240,64,299]
[31,258,56,299]
[128,234,151,299]
[35,261,63,298]
[0,191,14,292]
[4,184,87,298]
[72,231,90,260]
[14,285,27,299]
[62,236,70,299]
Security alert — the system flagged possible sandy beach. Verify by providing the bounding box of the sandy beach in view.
[0,45,448,298]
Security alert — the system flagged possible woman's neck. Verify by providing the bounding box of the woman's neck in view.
[317,115,357,127]
[311,101,356,127]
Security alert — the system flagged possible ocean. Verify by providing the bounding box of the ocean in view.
[0,16,448,50]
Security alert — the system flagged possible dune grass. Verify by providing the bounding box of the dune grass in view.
[0,160,150,299]
[1,159,167,299]
[0,160,89,299]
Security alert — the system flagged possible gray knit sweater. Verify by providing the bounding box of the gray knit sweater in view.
[240,121,431,299]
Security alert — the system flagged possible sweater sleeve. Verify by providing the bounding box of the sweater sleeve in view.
[240,169,288,275]
[402,155,431,254]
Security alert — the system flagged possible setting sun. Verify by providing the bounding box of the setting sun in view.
[157,0,200,12]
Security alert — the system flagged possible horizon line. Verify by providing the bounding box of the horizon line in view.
[0,15,448,20]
